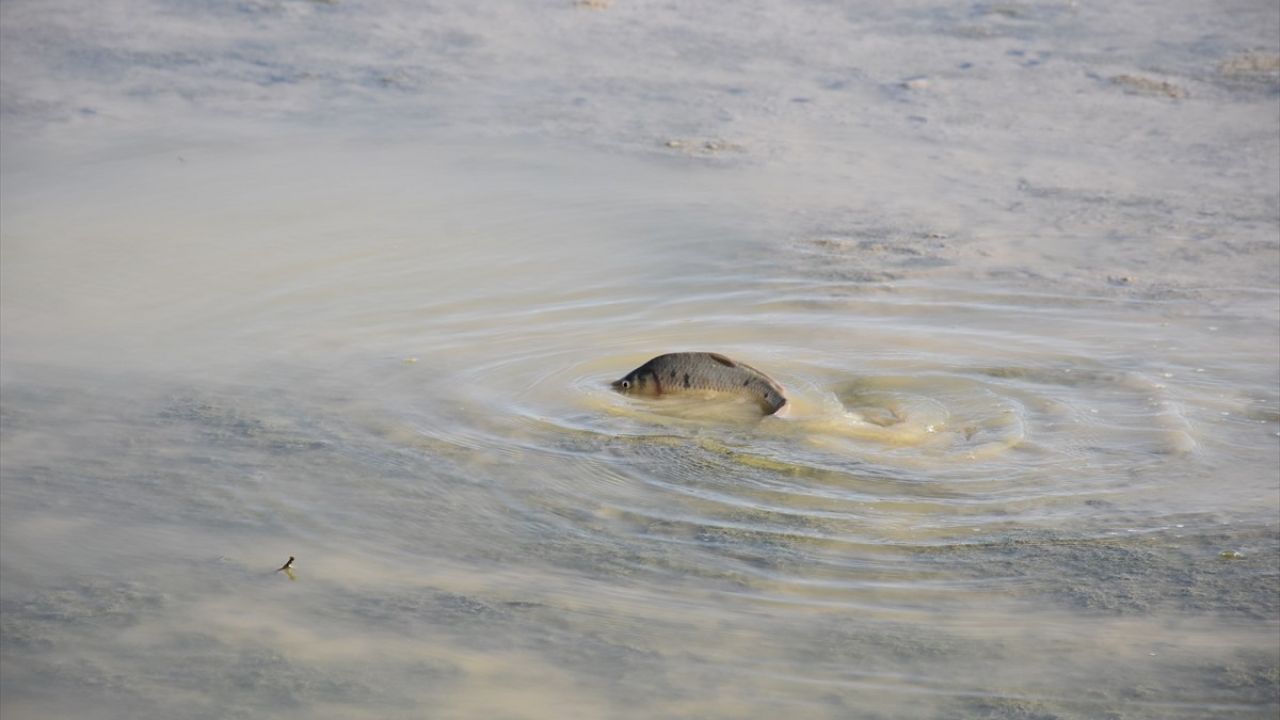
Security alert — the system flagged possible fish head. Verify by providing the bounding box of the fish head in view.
[611,367,655,396]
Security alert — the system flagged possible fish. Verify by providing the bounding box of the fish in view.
[611,352,787,415]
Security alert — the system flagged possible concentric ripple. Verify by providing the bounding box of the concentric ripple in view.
[359,297,1224,614]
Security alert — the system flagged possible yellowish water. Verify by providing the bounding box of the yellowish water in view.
[2,131,1276,720]
[3,0,1280,712]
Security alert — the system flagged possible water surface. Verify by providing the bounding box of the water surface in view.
[2,1,1278,719]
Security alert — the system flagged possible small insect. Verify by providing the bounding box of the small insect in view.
[612,352,787,415]
[277,556,295,572]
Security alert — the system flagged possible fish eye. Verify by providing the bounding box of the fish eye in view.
[620,380,631,389]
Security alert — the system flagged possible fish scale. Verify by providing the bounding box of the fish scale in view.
[611,352,788,415]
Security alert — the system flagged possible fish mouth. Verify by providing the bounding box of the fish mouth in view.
[609,379,625,391]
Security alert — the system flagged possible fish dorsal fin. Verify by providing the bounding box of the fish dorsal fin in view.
[707,353,737,367]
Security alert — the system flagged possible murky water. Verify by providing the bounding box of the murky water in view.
[3,1,1278,719]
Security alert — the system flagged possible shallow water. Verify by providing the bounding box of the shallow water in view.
[3,1,1279,719]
